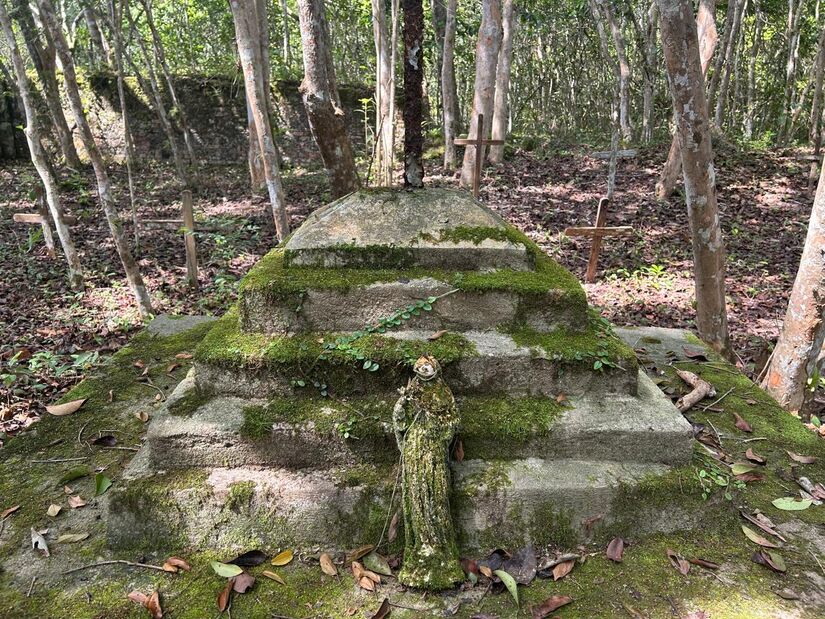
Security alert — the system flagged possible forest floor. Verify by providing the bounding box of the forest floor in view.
[0,141,814,437]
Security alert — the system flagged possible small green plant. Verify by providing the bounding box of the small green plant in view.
[694,459,746,501]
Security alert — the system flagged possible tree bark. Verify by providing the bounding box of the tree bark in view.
[642,2,659,143]
[600,0,633,142]
[744,2,762,141]
[402,0,425,187]
[0,0,83,290]
[441,0,458,170]
[655,0,717,200]
[229,0,290,240]
[488,0,516,165]
[657,0,731,358]
[459,0,502,188]
[10,0,80,168]
[779,0,806,144]
[38,0,153,316]
[713,0,745,128]
[430,0,446,124]
[280,0,291,65]
[372,0,394,186]
[296,0,360,197]
[762,154,825,413]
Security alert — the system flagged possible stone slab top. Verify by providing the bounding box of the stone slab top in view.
[283,188,533,271]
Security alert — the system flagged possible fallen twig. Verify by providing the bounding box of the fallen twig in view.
[741,437,768,443]
[77,419,93,445]
[809,548,825,579]
[104,446,140,452]
[675,369,716,413]
[26,576,36,597]
[702,387,734,411]
[62,560,172,575]
[30,457,88,464]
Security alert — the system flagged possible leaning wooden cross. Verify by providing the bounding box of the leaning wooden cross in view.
[564,197,633,283]
[11,187,76,259]
[454,113,504,198]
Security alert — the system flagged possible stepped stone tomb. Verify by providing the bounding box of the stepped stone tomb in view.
[107,188,693,560]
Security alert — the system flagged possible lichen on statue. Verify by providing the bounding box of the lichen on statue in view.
[393,355,465,590]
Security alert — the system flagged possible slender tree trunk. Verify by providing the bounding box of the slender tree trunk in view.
[459,0,502,188]
[389,0,400,179]
[402,0,425,187]
[280,0,291,65]
[229,0,290,240]
[81,1,112,68]
[441,0,458,170]
[655,0,717,200]
[713,0,745,128]
[10,0,80,168]
[707,0,736,107]
[744,4,762,140]
[488,0,516,164]
[0,0,83,290]
[810,26,825,150]
[779,0,805,145]
[643,2,659,143]
[38,0,153,316]
[763,161,825,413]
[431,0,446,125]
[296,0,360,196]
[372,0,394,186]
[600,0,633,142]
[658,0,732,358]
[140,0,197,163]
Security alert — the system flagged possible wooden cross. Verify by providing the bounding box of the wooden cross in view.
[454,113,504,198]
[564,197,634,283]
[11,187,76,259]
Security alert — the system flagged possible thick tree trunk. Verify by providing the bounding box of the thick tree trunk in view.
[38,0,153,316]
[229,0,290,240]
[441,0,458,170]
[655,0,717,200]
[0,1,83,290]
[372,0,394,186]
[459,0,502,188]
[402,0,425,187]
[763,157,825,412]
[296,0,360,197]
[488,0,515,165]
[658,0,731,358]
[10,0,80,168]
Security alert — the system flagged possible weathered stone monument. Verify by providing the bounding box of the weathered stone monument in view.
[108,188,693,582]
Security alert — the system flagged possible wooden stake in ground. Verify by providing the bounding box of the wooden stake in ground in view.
[564,198,633,283]
[454,114,503,198]
[181,191,199,290]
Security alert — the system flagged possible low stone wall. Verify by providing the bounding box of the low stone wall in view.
[0,81,26,160]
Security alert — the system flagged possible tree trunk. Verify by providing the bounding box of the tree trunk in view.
[229,0,290,240]
[372,0,394,186]
[655,0,717,200]
[441,0,458,170]
[430,0,446,124]
[296,0,360,197]
[779,0,806,145]
[10,0,80,168]
[402,0,425,187]
[81,1,112,68]
[488,0,515,165]
[642,2,659,143]
[707,0,736,107]
[744,3,762,140]
[657,0,732,358]
[810,26,825,150]
[459,0,502,188]
[38,0,153,316]
[600,0,633,142]
[0,1,83,290]
[762,161,825,413]
[280,0,291,65]
[713,0,745,128]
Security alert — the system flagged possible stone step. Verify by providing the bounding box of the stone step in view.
[238,249,588,335]
[106,457,686,554]
[193,324,639,399]
[147,370,689,471]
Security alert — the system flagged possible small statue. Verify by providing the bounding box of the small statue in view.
[393,355,464,590]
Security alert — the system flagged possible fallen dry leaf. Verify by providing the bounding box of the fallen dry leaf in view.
[666,549,690,575]
[428,329,448,340]
[175,352,194,359]
[745,448,765,464]
[46,398,86,416]
[91,434,117,447]
[146,591,163,619]
[735,471,766,483]
[320,552,338,576]
[165,557,191,571]
[531,594,573,618]
[47,504,61,517]
[127,591,149,606]
[229,549,268,567]
[262,570,286,585]
[387,511,399,543]
[733,412,753,433]
[233,572,255,594]
[271,549,293,566]
[552,559,574,581]
[31,528,49,556]
[166,363,180,374]
[752,549,786,573]
[479,565,493,579]
[135,411,149,423]
[68,495,86,509]
[352,561,365,580]
[688,558,719,570]
[787,451,816,464]
[370,598,391,619]
[347,544,374,563]
[606,537,624,562]
[453,439,464,462]
[358,575,376,591]
[217,579,233,612]
[742,525,780,548]
[2,505,20,519]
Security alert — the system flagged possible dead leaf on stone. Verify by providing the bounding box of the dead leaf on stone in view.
[363,552,392,576]
[606,537,624,562]
[347,544,375,563]
[733,412,753,433]
[57,532,89,543]
[146,591,163,619]
[47,504,61,517]
[740,511,787,542]
[358,575,376,591]
[46,398,86,417]
[552,560,574,581]
[453,439,464,462]
[2,505,20,520]
[68,495,86,509]
[556,392,568,404]
[774,588,800,600]
[135,411,149,423]
[271,549,293,566]
[320,552,338,576]
[735,472,766,483]
[127,591,149,606]
[666,549,690,575]
[388,511,399,543]
[165,556,191,571]
[682,347,708,361]
[787,451,816,464]
[262,570,286,585]
[501,545,537,585]
[752,549,786,573]
[233,572,255,594]
[91,435,117,447]
[745,448,765,464]
[63,486,73,494]
[166,363,180,374]
[31,527,49,557]
[428,330,448,340]
[370,598,391,619]
[531,594,573,618]
[479,565,493,579]
[229,549,268,567]
[741,525,780,548]
[217,579,233,612]
[688,558,719,570]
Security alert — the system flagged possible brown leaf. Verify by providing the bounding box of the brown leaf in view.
[555,392,568,404]
[370,598,391,619]
[787,451,816,464]
[233,572,255,594]
[351,561,365,581]
[735,472,765,483]
[68,495,86,509]
[741,525,780,548]
[745,448,765,464]
[271,549,293,566]
[320,552,338,576]
[666,549,690,575]
[135,411,150,423]
[229,549,269,567]
[688,558,719,570]
[46,398,86,416]
[165,556,191,571]
[733,412,752,433]
[479,565,493,579]
[453,439,464,462]
[162,561,178,573]
[683,347,709,361]
[347,545,374,563]
[751,549,786,573]
[606,537,624,562]
[387,511,399,543]
[127,591,149,606]
[552,559,574,581]
[461,558,479,576]
[146,591,163,619]
[428,330,448,340]
[166,363,180,374]
[358,575,376,591]
[217,579,233,612]
[175,353,193,359]
[740,510,787,542]
[363,569,381,584]
[531,594,573,618]
[1,505,20,520]
[262,570,286,585]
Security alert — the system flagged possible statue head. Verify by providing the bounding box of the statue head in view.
[413,355,440,381]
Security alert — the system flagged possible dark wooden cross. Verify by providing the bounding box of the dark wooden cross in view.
[454,113,504,198]
[564,197,634,283]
